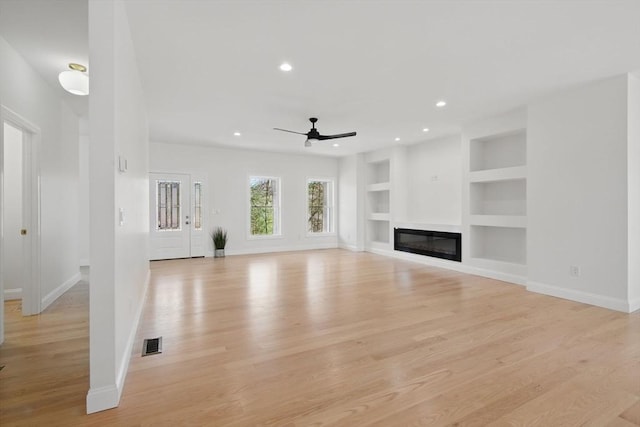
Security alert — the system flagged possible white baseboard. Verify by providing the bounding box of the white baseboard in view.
[338,243,363,252]
[366,248,527,287]
[86,385,119,414]
[221,242,338,257]
[464,266,527,286]
[41,272,81,311]
[629,297,640,313]
[86,268,151,414]
[527,281,634,313]
[4,288,22,301]
[79,258,90,267]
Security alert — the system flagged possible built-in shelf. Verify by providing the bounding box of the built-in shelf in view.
[469,165,527,183]
[470,179,526,216]
[366,158,392,248]
[470,129,526,172]
[367,191,390,215]
[367,159,390,184]
[367,182,391,192]
[368,219,390,245]
[470,226,526,265]
[369,213,390,221]
[465,122,527,282]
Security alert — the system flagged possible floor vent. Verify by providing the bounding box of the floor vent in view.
[142,337,162,356]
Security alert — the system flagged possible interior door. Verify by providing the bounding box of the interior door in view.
[149,173,191,260]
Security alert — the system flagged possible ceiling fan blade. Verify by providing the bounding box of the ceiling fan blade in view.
[317,132,357,140]
[273,128,308,136]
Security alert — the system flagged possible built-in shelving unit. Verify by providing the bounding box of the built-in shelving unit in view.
[464,124,528,282]
[366,158,391,247]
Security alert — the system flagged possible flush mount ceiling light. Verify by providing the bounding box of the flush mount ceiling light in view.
[279,62,293,72]
[233,132,241,136]
[332,143,340,147]
[394,137,401,142]
[423,128,430,132]
[436,100,447,108]
[58,63,89,96]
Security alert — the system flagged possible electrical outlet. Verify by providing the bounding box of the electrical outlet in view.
[569,265,581,277]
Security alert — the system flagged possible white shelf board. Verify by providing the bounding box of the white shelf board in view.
[368,213,391,221]
[469,215,526,228]
[469,166,527,183]
[469,257,527,276]
[367,182,391,192]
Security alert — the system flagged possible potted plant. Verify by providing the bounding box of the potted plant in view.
[212,227,228,258]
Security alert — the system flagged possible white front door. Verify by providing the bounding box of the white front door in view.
[149,173,190,260]
[149,173,207,260]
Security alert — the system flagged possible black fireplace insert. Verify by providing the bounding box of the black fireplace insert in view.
[394,228,461,262]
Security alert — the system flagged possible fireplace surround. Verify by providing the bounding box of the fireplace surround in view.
[394,228,462,262]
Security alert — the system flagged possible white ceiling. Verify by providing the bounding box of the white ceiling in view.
[2,1,640,156]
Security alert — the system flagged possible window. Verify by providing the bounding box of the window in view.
[249,176,280,236]
[193,182,202,230]
[307,179,334,234]
[156,180,181,230]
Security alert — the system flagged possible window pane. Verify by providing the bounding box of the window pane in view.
[250,177,279,235]
[194,182,202,230]
[156,180,181,230]
[308,180,332,233]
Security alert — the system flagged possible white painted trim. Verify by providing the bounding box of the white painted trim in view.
[527,281,633,313]
[366,247,527,286]
[629,298,640,313]
[1,106,42,317]
[41,272,81,311]
[222,242,338,257]
[4,288,22,300]
[79,258,90,267]
[86,385,119,414]
[115,269,150,402]
[86,268,150,414]
[339,243,362,252]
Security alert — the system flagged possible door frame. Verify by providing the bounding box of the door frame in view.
[1,106,42,329]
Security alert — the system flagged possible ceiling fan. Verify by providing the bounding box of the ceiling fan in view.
[274,117,357,147]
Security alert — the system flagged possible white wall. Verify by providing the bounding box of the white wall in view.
[0,35,80,310]
[405,135,462,225]
[78,117,90,266]
[87,0,150,413]
[2,123,23,299]
[149,142,339,255]
[338,153,365,251]
[628,72,640,309]
[527,75,630,310]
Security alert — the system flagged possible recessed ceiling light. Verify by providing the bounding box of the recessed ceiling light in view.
[395,137,400,142]
[279,62,292,72]
[436,100,447,108]
[332,143,340,147]
[233,132,241,136]
[423,128,430,132]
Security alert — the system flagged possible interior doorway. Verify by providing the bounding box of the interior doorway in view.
[1,106,41,344]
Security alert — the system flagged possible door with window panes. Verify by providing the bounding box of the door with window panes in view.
[149,173,205,260]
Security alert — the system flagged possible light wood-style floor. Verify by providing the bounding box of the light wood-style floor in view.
[1,249,639,426]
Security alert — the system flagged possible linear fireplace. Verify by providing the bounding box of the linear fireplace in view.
[394,228,462,262]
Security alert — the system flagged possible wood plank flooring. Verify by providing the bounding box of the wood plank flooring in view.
[1,249,639,426]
